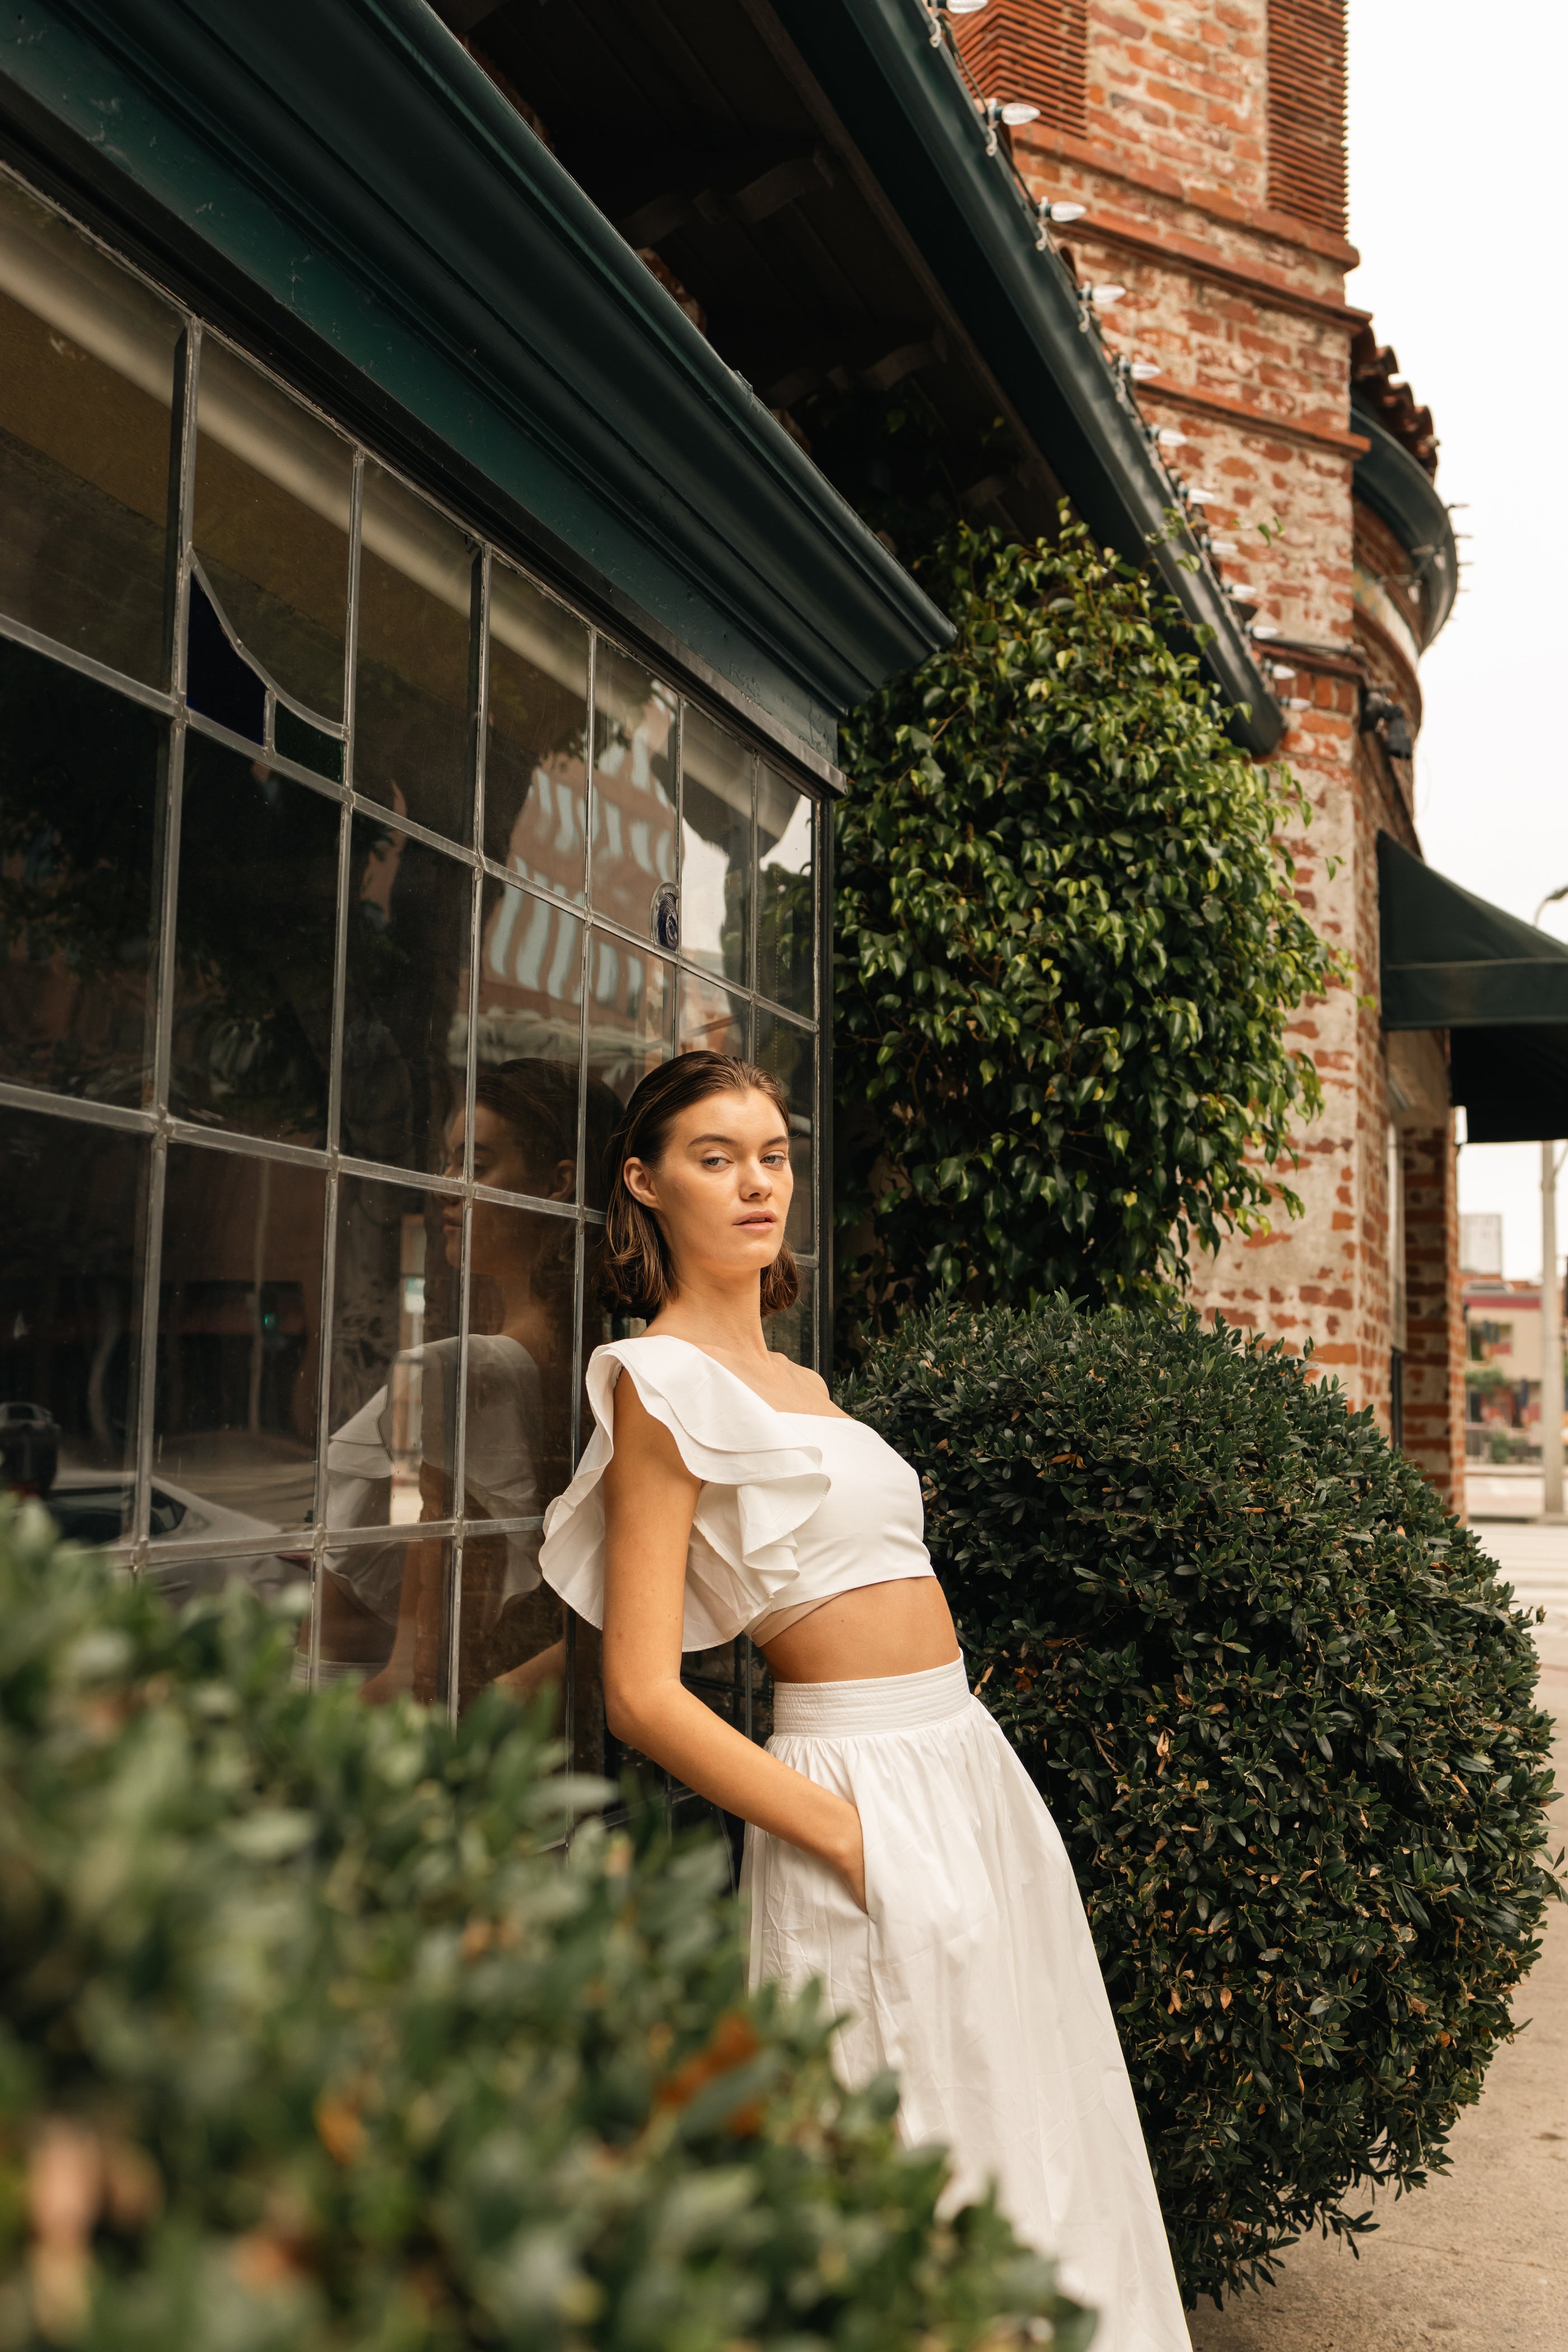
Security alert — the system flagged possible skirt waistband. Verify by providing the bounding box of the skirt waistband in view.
[770,1655,971,1737]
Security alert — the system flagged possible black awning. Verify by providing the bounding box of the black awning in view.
[1378,833,1568,1144]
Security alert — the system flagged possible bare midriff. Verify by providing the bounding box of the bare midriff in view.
[757,1575,960,1684]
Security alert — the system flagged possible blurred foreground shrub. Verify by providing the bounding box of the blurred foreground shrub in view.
[846,1303,1559,2307]
[0,1500,1090,2352]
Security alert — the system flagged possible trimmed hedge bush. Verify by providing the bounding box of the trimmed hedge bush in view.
[843,1303,1559,2307]
[0,1501,1090,2352]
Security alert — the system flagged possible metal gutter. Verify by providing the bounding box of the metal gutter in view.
[1351,399,1458,647]
[771,0,1285,755]
[0,0,952,768]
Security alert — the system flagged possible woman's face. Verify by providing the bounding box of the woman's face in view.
[441,1104,574,1273]
[623,1086,792,1295]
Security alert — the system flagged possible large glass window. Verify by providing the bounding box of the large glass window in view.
[0,167,824,1781]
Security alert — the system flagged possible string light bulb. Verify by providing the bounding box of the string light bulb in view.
[1087,283,1126,307]
[1156,427,1188,448]
[1187,484,1221,504]
[1000,100,1040,124]
[1129,358,1161,381]
[947,0,989,12]
[1208,538,1239,556]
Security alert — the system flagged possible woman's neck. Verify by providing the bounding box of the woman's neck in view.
[648,1272,772,1364]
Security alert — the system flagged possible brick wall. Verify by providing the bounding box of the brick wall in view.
[1401,1120,1465,1510]
[997,0,1462,1504]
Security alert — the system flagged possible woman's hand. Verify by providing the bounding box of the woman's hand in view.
[831,1799,868,1914]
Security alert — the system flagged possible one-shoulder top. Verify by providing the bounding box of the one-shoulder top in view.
[538,1336,935,1651]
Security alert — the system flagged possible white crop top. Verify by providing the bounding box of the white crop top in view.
[538,1336,935,1651]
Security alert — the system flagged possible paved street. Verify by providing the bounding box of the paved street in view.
[1476,1496,1568,1627]
[1183,1516,1568,2352]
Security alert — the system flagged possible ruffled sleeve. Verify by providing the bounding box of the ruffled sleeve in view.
[538,1337,828,1651]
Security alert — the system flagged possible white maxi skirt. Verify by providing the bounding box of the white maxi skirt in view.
[741,1658,1189,2352]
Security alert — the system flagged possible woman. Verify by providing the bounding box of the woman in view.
[540,1053,1189,2352]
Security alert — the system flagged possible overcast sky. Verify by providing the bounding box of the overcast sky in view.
[1345,0,1567,1278]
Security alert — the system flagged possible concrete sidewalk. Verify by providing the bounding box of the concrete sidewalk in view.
[1185,1634,1568,2352]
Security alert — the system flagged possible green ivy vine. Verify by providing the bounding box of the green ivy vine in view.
[834,515,1345,1344]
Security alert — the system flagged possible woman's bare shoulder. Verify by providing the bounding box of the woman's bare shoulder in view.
[774,1360,847,1417]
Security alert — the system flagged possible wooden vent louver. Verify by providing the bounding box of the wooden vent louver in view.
[951,1,1088,142]
[1266,0,1347,235]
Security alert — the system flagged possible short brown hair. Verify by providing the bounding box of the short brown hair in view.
[601,1052,800,1318]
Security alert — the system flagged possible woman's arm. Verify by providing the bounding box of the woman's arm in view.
[601,1374,866,1910]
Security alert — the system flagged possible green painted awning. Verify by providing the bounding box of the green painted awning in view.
[1379,833,1568,1144]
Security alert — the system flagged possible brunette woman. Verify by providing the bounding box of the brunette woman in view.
[539,1052,1188,2352]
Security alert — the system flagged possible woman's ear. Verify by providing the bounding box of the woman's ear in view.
[622,1156,660,1211]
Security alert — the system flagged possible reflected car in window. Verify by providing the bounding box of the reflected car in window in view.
[0,1399,60,1492]
[41,1469,309,1609]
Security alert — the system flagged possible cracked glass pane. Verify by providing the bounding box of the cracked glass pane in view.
[0,175,182,685]
[682,707,752,988]
[484,559,588,902]
[193,340,351,725]
[171,736,339,1147]
[186,572,265,744]
[589,643,675,937]
[354,461,477,843]
[153,1142,325,1535]
[0,638,164,1105]
[0,1109,148,1530]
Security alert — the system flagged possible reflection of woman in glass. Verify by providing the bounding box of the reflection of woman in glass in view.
[303,1058,591,1707]
[539,1052,1188,2352]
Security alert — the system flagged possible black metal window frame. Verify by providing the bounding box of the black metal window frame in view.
[0,161,828,1732]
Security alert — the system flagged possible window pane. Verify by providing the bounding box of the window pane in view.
[326,1175,450,1536]
[193,341,352,725]
[484,561,588,901]
[471,878,583,1108]
[757,766,815,1016]
[171,738,340,1147]
[343,812,470,1173]
[754,1008,814,1258]
[316,1533,455,1706]
[678,968,748,1058]
[589,643,675,935]
[681,708,752,985]
[586,930,674,1116]
[458,1197,577,1710]
[0,1111,147,1536]
[354,463,477,843]
[153,1145,325,1533]
[466,1051,595,1209]
[0,641,164,1105]
[0,175,181,685]
[766,1263,815,1370]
